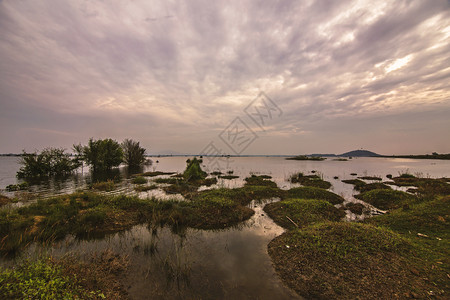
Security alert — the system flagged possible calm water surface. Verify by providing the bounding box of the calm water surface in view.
[1,156,449,299]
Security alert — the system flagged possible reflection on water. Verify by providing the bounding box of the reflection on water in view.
[27,199,300,300]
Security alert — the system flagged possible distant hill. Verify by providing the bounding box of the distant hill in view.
[340,150,381,157]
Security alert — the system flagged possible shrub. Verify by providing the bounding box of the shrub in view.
[74,138,123,171]
[121,139,146,167]
[17,148,80,178]
[183,158,207,181]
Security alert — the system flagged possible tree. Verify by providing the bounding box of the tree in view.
[74,138,123,171]
[121,139,146,167]
[17,148,80,178]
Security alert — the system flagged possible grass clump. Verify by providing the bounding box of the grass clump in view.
[358,176,382,181]
[134,184,158,192]
[244,175,278,188]
[0,250,129,299]
[287,187,344,204]
[218,175,239,179]
[342,179,366,189]
[183,158,207,181]
[344,202,365,215]
[389,176,450,196]
[356,182,391,193]
[140,171,175,177]
[290,173,331,189]
[355,189,417,210]
[90,179,115,191]
[131,176,147,184]
[5,182,29,192]
[0,194,11,206]
[267,222,441,300]
[264,199,345,230]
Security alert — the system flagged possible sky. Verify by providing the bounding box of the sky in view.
[0,0,449,156]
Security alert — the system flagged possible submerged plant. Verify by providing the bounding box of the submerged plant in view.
[17,148,80,179]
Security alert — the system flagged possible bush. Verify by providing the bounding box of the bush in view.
[17,148,80,178]
[121,139,146,167]
[183,158,207,181]
[74,138,123,171]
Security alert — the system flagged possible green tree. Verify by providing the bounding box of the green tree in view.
[121,139,146,167]
[17,148,80,178]
[74,138,123,171]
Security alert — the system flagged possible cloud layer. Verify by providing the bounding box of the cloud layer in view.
[1,0,449,155]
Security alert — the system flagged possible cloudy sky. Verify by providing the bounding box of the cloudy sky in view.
[0,0,449,155]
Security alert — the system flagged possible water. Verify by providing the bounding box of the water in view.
[1,156,449,299]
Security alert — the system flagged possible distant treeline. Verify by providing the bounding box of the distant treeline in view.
[381,153,450,160]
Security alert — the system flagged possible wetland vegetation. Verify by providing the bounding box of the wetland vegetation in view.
[0,155,449,299]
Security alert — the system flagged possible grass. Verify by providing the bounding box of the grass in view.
[355,189,417,210]
[267,222,439,299]
[134,184,158,192]
[0,250,129,299]
[287,187,344,204]
[388,176,450,196]
[131,176,147,184]
[358,176,382,181]
[244,175,278,188]
[5,182,28,192]
[218,175,239,179]
[344,202,365,215]
[342,179,391,192]
[91,179,115,191]
[0,194,11,206]
[290,173,332,189]
[264,199,345,229]
[139,171,175,177]
[0,189,263,255]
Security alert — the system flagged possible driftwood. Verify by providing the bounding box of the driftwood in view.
[286,216,299,228]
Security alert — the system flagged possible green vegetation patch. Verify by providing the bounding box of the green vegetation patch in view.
[0,190,259,255]
[344,202,365,215]
[287,187,344,204]
[134,184,158,192]
[0,250,128,299]
[244,175,278,188]
[358,176,382,181]
[267,222,439,300]
[389,176,450,196]
[0,194,10,206]
[196,186,284,206]
[218,175,239,180]
[342,179,366,189]
[355,189,417,210]
[264,199,345,230]
[290,173,331,189]
[131,176,147,184]
[5,182,29,192]
[140,171,176,177]
[356,182,391,193]
[90,180,115,191]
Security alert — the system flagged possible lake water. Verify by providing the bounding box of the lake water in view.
[1,156,449,299]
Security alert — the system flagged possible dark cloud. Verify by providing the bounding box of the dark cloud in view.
[0,0,449,154]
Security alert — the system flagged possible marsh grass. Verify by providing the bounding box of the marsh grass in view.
[290,173,332,189]
[355,189,418,210]
[287,187,344,204]
[132,176,147,184]
[0,249,129,299]
[264,199,345,230]
[90,179,115,191]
